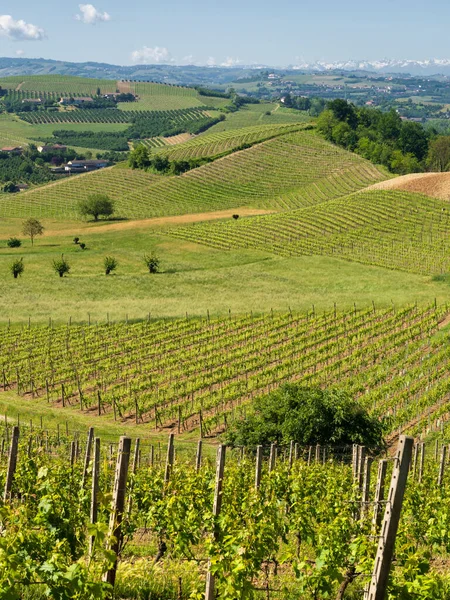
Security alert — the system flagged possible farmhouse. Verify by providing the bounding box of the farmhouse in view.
[59,97,94,106]
[1,146,23,155]
[21,98,42,105]
[65,159,109,172]
[37,144,68,153]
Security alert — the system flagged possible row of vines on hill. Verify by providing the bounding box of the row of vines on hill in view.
[0,303,448,439]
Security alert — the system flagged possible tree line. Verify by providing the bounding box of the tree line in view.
[316,98,450,174]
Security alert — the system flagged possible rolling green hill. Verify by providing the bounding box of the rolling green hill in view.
[0,130,388,219]
[167,189,450,275]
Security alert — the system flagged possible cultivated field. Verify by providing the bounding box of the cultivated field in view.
[1,130,387,219]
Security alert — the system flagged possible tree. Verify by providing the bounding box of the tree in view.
[22,218,44,246]
[6,238,21,248]
[328,99,358,129]
[224,384,385,452]
[128,145,151,169]
[143,253,160,273]
[427,136,450,171]
[78,195,115,221]
[3,182,17,193]
[104,256,118,275]
[398,121,429,161]
[53,255,70,278]
[10,258,24,279]
[316,110,339,141]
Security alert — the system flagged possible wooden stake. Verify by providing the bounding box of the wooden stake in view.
[418,442,425,483]
[164,434,174,484]
[205,445,226,600]
[81,427,94,489]
[89,437,101,556]
[103,436,131,588]
[255,445,263,490]
[195,440,202,472]
[438,445,447,487]
[366,436,413,600]
[372,459,388,532]
[3,426,19,502]
[269,443,276,473]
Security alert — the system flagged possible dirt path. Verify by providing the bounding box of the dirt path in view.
[42,207,276,238]
[15,81,25,91]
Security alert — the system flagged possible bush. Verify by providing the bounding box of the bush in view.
[53,255,70,278]
[79,243,86,250]
[7,237,21,248]
[224,384,385,452]
[232,214,239,220]
[73,237,80,244]
[104,256,118,275]
[143,253,160,273]
[10,258,24,279]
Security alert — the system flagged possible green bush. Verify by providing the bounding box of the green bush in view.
[143,253,160,274]
[224,384,385,451]
[53,255,70,278]
[10,258,24,279]
[7,237,21,248]
[104,256,118,275]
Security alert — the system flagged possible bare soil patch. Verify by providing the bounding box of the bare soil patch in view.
[368,172,450,200]
[15,82,25,91]
[164,133,193,145]
[117,80,132,94]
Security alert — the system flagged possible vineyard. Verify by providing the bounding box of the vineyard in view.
[2,424,450,599]
[118,81,208,111]
[168,189,450,275]
[0,75,118,95]
[2,130,387,219]
[0,303,448,438]
[18,107,210,125]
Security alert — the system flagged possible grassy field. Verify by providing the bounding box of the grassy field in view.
[0,75,118,94]
[0,130,387,219]
[0,218,448,325]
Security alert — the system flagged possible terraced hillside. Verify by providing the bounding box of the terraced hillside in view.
[0,303,448,438]
[168,189,450,275]
[0,130,388,219]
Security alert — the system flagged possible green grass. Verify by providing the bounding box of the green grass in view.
[0,222,447,325]
[0,130,387,219]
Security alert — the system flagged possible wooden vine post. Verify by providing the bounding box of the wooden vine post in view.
[205,444,226,600]
[103,436,131,588]
[164,434,175,484]
[366,436,413,600]
[3,426,19,502]
[255,445,263,490]
[81,427,94,489]
[372,459,388,532]
[418,442,425,483]
[89,437,101,556]
[195,440,202,472]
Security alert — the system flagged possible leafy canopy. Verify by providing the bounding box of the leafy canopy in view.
[78,194,114,221]
[224,384,385,451]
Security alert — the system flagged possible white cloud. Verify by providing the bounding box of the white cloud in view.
[220,57,241,67]
[0,15,46,41]
[76,4,111,24]
[15,49,25,56]
[131,46,171,64]
[206,56,216,66]
[181,54,194,65]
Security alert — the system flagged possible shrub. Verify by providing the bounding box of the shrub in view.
[53,255,70,278]
[79,243,86,250]
[143,253,160,274]
[104,256,118,275]
[10,258,24,279]
[7,237,21,248]
[232,214,239,220]
[73,237,80,244]
[224,384,386,452]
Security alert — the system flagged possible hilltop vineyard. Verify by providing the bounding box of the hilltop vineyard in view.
[0,304,448,438]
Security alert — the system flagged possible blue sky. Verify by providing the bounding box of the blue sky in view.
[0,0,448,66]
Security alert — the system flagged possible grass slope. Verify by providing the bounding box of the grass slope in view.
[0,75,117,94]
[0,221,447,325]
[0,130,387,219]
[167,189,450,275]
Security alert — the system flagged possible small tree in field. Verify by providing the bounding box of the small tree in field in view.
[143,253,160,273]
[53,255,70,278]
[78,195,115,221]
[22,218,44,246]
[104,256,118,275]
[10,258,24,279]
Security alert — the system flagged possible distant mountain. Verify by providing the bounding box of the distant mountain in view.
[2,57,450,84]
[290,58,450,76]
